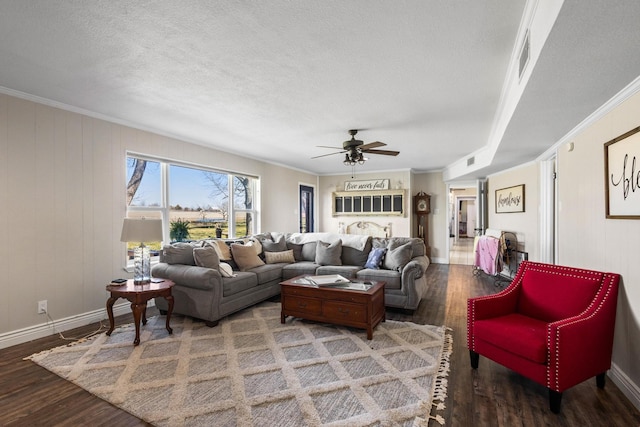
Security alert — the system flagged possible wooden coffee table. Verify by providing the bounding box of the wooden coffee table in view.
[280,275,385,339]
[105,279,175,346]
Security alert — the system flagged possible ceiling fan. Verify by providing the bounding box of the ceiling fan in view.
[312,129,400,166]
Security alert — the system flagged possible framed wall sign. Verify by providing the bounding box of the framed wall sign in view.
[495,184,525,213]
[344,179,390,191]
[604,126,640,219]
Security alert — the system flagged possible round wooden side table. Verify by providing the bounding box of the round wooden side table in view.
[105,279,175,346]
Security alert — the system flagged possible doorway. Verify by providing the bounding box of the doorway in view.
[448,187,477,265]
[299,185,314,233]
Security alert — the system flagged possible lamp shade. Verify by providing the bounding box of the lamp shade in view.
[120,218,163,243]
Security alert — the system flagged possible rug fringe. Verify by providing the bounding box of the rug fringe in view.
[431,327,452,425]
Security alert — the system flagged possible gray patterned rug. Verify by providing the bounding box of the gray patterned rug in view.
[27,302,451,426]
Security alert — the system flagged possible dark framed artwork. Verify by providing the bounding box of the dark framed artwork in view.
[495,184,525,213]
[604,125,640,219]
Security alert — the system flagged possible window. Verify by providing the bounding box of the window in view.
[125,155,259,265]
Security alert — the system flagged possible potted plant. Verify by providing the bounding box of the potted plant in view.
[170,218,191,242]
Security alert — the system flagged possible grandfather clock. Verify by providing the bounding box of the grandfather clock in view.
[414,192,431,257]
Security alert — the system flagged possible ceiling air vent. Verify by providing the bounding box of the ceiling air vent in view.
[519,30,530,79]
[467,156,475,166]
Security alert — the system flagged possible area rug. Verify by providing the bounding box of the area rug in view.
[27,302,451,426]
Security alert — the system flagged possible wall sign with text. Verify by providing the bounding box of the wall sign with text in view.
[605,126,640,219]
[495,184,525,213]
[344,179,390,191]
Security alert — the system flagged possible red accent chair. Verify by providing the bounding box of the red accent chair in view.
[467,261,620,413]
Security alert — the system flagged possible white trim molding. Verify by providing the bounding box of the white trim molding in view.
[0,301,151,349]
[610,362,640,412]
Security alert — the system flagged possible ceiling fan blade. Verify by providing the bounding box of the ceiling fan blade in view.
[311,150,346,159]
[316,145,344,149]
[359,141,386,150]
[361,148,400,156]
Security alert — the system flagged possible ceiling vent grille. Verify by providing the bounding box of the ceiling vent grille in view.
[467,156,475,166]
[519,30,530,79]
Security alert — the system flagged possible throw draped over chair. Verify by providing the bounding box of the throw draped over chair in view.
[467,261,620,413]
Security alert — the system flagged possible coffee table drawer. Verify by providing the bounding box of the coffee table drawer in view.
[323,301,366,322]
[283,296,322,315]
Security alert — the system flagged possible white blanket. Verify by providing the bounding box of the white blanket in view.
[286,232,370,251]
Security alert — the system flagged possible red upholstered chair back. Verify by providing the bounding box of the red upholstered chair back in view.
[516,263,605,322]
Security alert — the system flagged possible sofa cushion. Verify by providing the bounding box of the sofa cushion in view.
[193,246,219,269]
[473,313,548,363]
[364,247,386,269]
[264,250,295,264]
[341,237,372,266]
[384,241,413,271]
[222,272,259,297]
[281,262,321,280]
[356,268,401,289]
[231,243,265,271]
[316,240,342,266]
[301,241,317,261]
[204,239,233,261]
[262,236,288,252]
[247,263,284,284]
[162,242,197,265]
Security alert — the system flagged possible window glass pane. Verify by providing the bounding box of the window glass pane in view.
[382,195,392,211]
[373,196,382,212]
[344,196,352,212]
[335,197,343,212]
[126,158,161,207]
[353,196,362,212]
[170,165,228,242]
[234,211,252,237]
[363,196,372,212]
[393,195,403,212]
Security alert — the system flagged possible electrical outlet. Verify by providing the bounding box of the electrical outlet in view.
[38,300,47,314]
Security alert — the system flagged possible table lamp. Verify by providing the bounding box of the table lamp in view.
[120,218,163,284]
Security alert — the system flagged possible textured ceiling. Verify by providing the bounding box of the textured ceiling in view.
[1,1,639,180]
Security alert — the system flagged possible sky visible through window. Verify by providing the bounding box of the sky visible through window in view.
[127,161,226,209]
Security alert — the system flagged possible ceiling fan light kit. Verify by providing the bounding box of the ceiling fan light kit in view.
[313,129,400,168]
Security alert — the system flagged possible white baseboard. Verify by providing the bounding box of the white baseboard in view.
[0,301,154,349]
[609,362,640,412]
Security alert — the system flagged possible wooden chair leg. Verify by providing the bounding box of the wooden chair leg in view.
[596,372,606,389]
[549,389,562,414]
[469,350,479,369]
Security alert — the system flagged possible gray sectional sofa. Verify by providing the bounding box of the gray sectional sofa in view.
[151,232,430,326]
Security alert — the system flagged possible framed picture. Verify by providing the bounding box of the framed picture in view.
[604,126,640,219]
[495,184,525,213]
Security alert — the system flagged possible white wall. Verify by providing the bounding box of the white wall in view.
[0,93,315,337]
[487,163,539,259]
[318,171,412,236]
[557,90,640,407]
[413,172,448,263]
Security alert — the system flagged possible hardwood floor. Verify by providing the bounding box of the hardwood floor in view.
[1,265,639,426]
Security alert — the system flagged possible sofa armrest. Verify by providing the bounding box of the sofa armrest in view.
[401,255,429,282]
[152,263,222,291]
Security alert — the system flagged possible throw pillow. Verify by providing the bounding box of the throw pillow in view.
[230,243,265,271]
[315,240,342,266]
[162,242,197,265]
[286,242,304,261]
[364,247,387,269]
[204,239,233,261]
[242,238,263,256]
[262,236,288,252]
[264,250,296,264]
[219,262,236,278]
[193,246,219,269]
[384,242,413,271]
